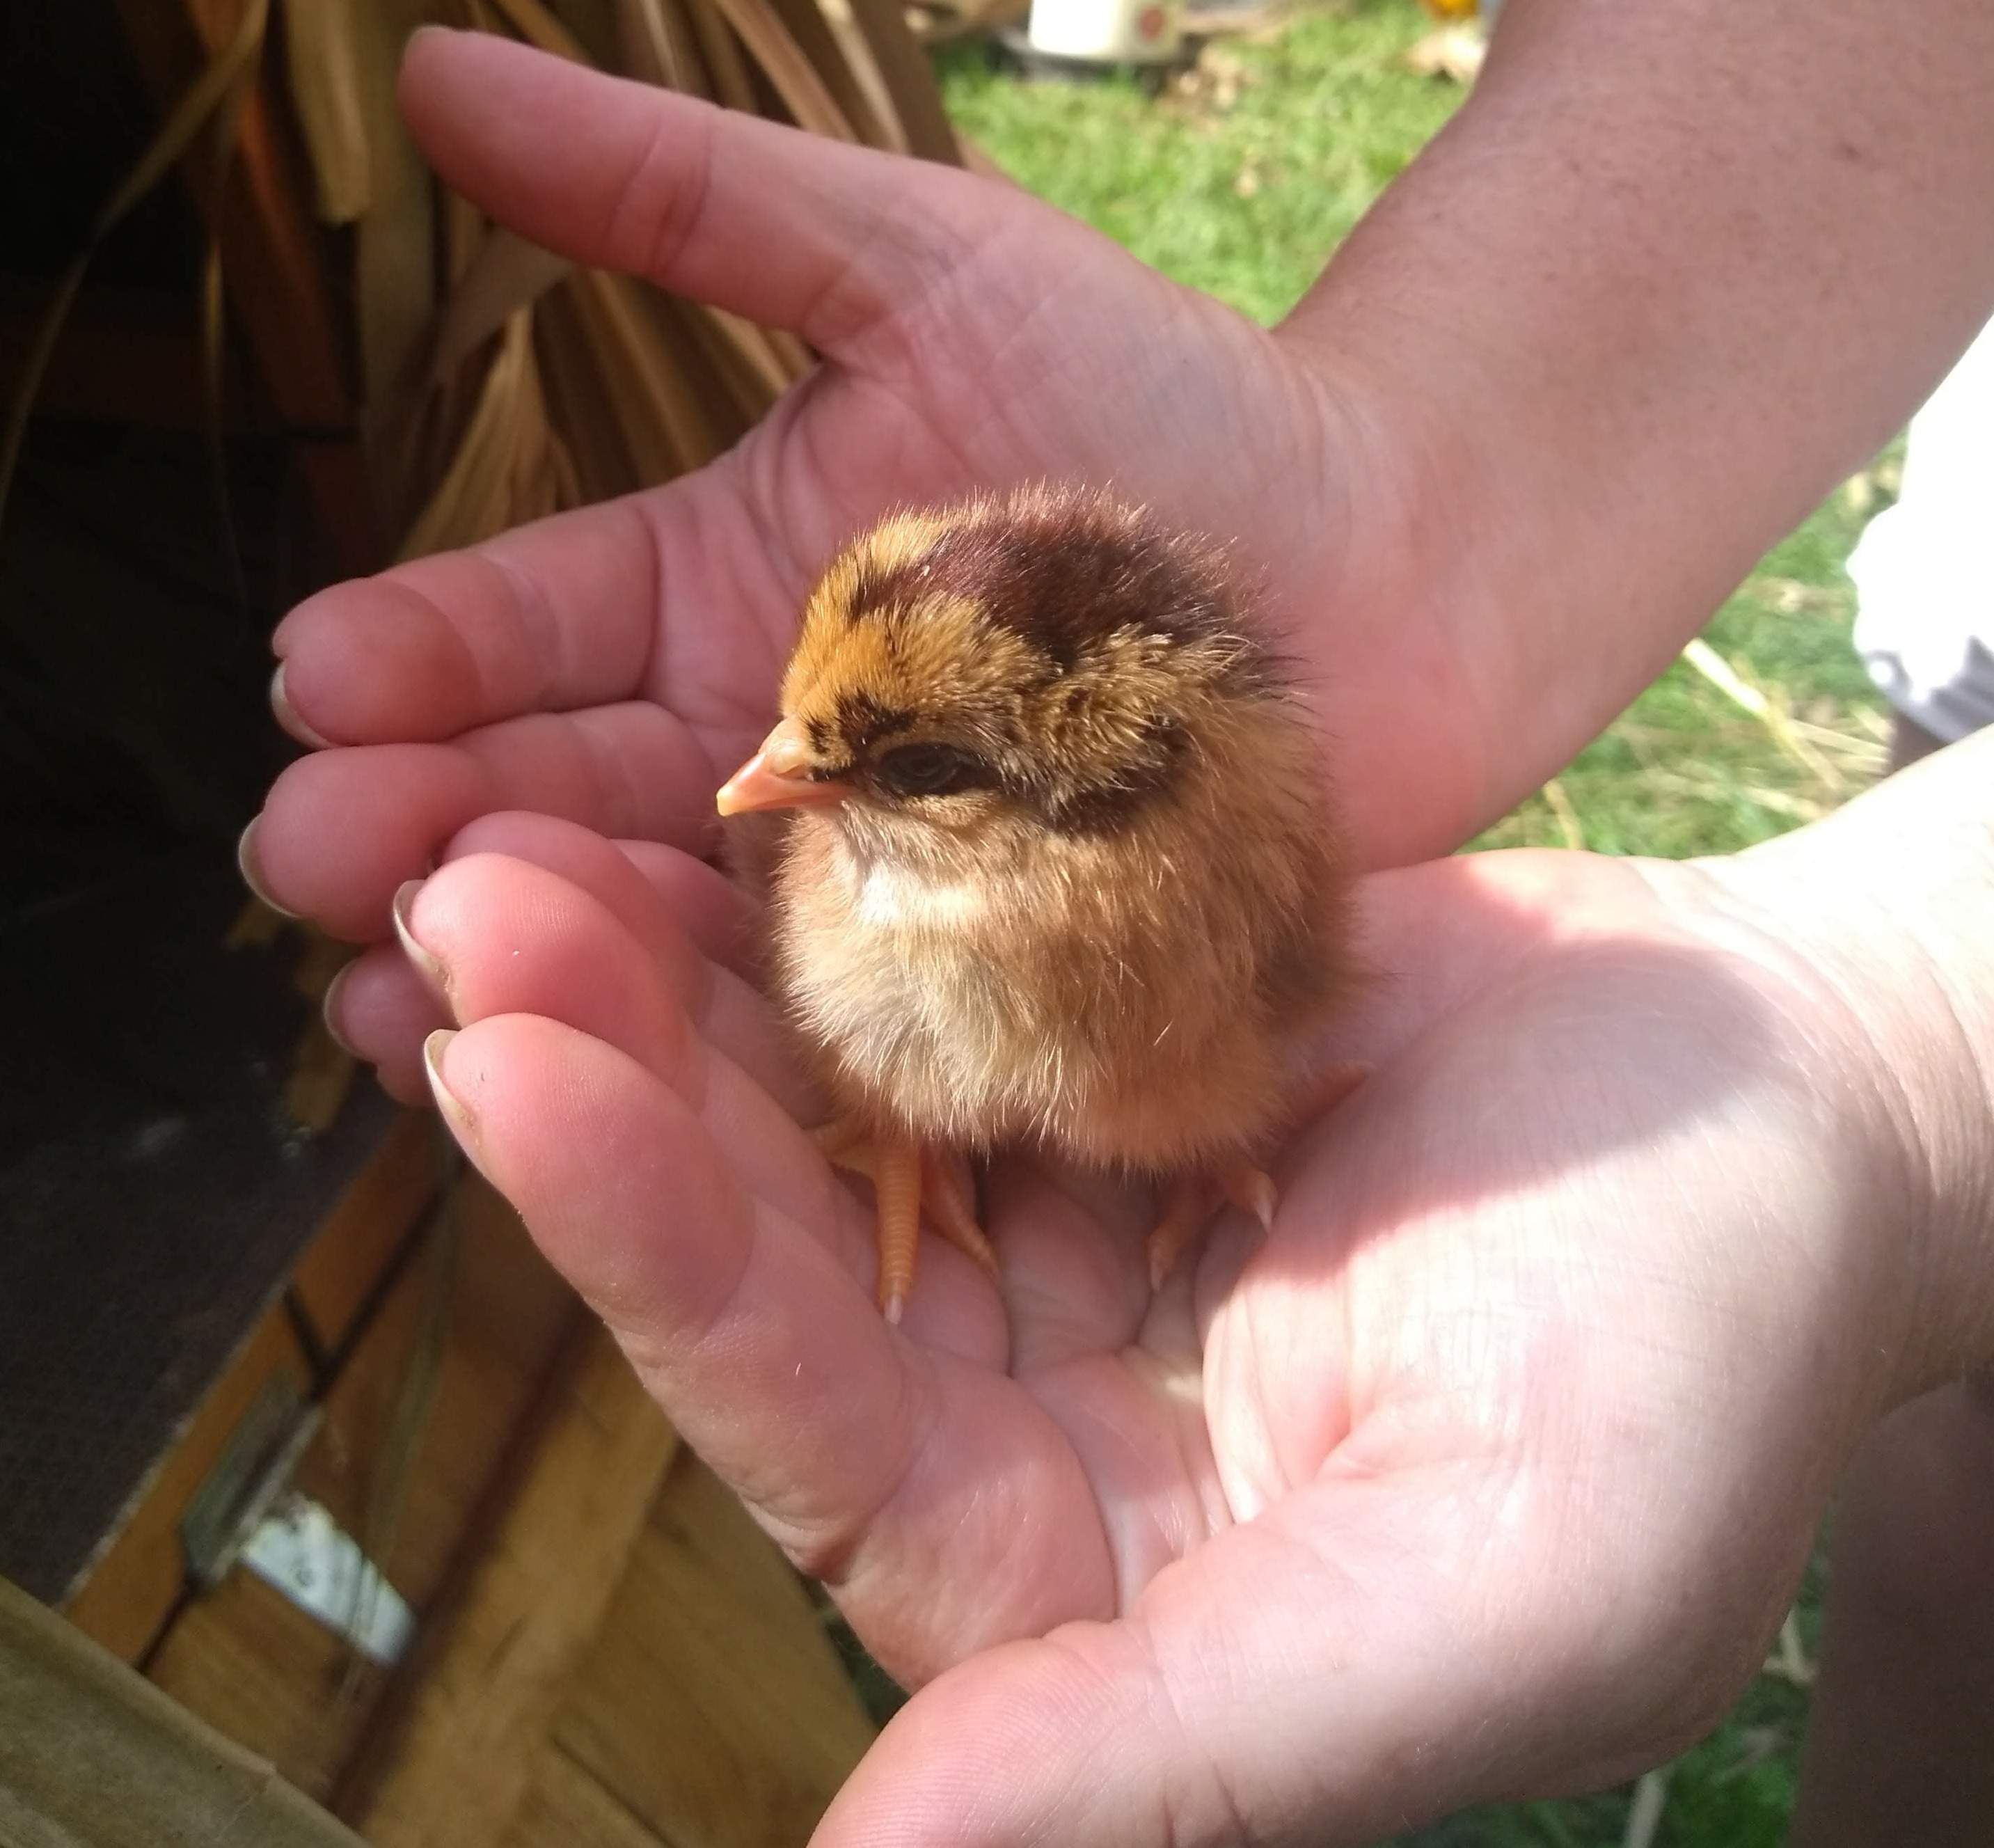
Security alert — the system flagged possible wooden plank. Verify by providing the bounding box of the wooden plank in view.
[61,1306,310,1664]
[286,1110,438,1357]
[555,1452,876,1848]
[292,1174,580,1611]
[146,1176,578,1796]
[337,1324,680,1845]
[133,1568,388,1803]
[507,1743,677,1848]
[61,1114,437,1663]
[0,1576,361,1848]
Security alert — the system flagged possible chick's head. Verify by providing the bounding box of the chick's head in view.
[718,487,1287,851]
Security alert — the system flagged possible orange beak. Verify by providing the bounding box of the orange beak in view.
[715,719,852,816]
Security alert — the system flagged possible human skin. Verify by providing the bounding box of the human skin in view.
[1787,1378,1994,1847]
[248,10,1994,1100]
[238,11,1994,1838]
[394,723,1994,1846]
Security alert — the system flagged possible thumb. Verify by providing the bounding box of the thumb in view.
[397,28,1017,355]
[812,1474,1549,1848]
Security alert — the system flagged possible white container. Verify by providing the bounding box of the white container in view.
[1026,0,1181,65]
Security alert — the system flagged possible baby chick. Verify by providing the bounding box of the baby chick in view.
[717,486,1359,1321]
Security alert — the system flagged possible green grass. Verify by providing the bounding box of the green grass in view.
[942,1,1459,324]
[932,3,1894,1840]
[940,0,1891,869]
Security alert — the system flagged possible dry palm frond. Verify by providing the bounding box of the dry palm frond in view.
[903,0,1027,52]
[431,228,576,382]
[687,0,760,108]
[352,1,443,519]
[617,0,697,87]
[77,0,963,581]
[535,285,644,503]
[709,0,860,138]
[488,0,593,58]
[397,309,554,557]
[281,0,373,219]
[370,0,959,560]
[844,0,961,159]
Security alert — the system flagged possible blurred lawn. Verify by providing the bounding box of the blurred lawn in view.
[933,2,1891,1841]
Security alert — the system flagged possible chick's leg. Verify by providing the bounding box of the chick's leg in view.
[1146,1067,1370,1291]
[920,1147,999,1281]
[871,1140,923,1325]
[812,1122,997,1322]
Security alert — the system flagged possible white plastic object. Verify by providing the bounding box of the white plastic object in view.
[1026,0,1181,65]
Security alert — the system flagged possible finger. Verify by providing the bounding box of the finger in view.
[432,815,798,1112]
[246,701,714,938]
[413,842,1006,1360]
[399,28,1008,356]
[811,1473,1659,1848]
[431,1016,1104,1673]
[406,852,833,1223]
[324,817,765,1096]
[429,1012,911,1511]
[271,496,660,746]
[426,1020,995,1586]
[611,836,760,981]
[325,944,441,1101]
[442,812,754,984]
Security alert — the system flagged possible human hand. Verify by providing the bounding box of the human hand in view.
[244,27,1491,1100]
[392,785,1981,1846]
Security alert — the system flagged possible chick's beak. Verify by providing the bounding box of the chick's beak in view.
[715,720,851,816]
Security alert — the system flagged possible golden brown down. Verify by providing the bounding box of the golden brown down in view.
[725,484,1354,1181]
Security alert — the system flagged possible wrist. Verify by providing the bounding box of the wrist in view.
[1269,324,1511,864]
[1725,734,1994,1400]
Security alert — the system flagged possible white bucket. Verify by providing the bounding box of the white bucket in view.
[1025,0,1181,65]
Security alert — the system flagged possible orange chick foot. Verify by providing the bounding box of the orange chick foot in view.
[812,1121,998,1322]
[1145,1064,1370,1290]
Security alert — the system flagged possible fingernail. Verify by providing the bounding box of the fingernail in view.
[270,662,332,749]
[322,961,358,1054]
[391,879,450,999]
[422,1028,472,1132]
[237,817,301,918]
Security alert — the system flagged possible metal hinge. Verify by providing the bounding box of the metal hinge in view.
[178,1377,412,1665]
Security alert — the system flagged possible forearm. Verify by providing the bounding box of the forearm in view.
[1283,0,1994,835]
[1739,727,1994,1396]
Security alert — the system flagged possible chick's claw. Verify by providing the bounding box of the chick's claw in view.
[1146,1174,1215,1290]
[812,1121,999,1321]
[1146,1160,1280,1290]
[1218,1160,1279,1232]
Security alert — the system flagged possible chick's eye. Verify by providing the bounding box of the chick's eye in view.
[875,742,979,798]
